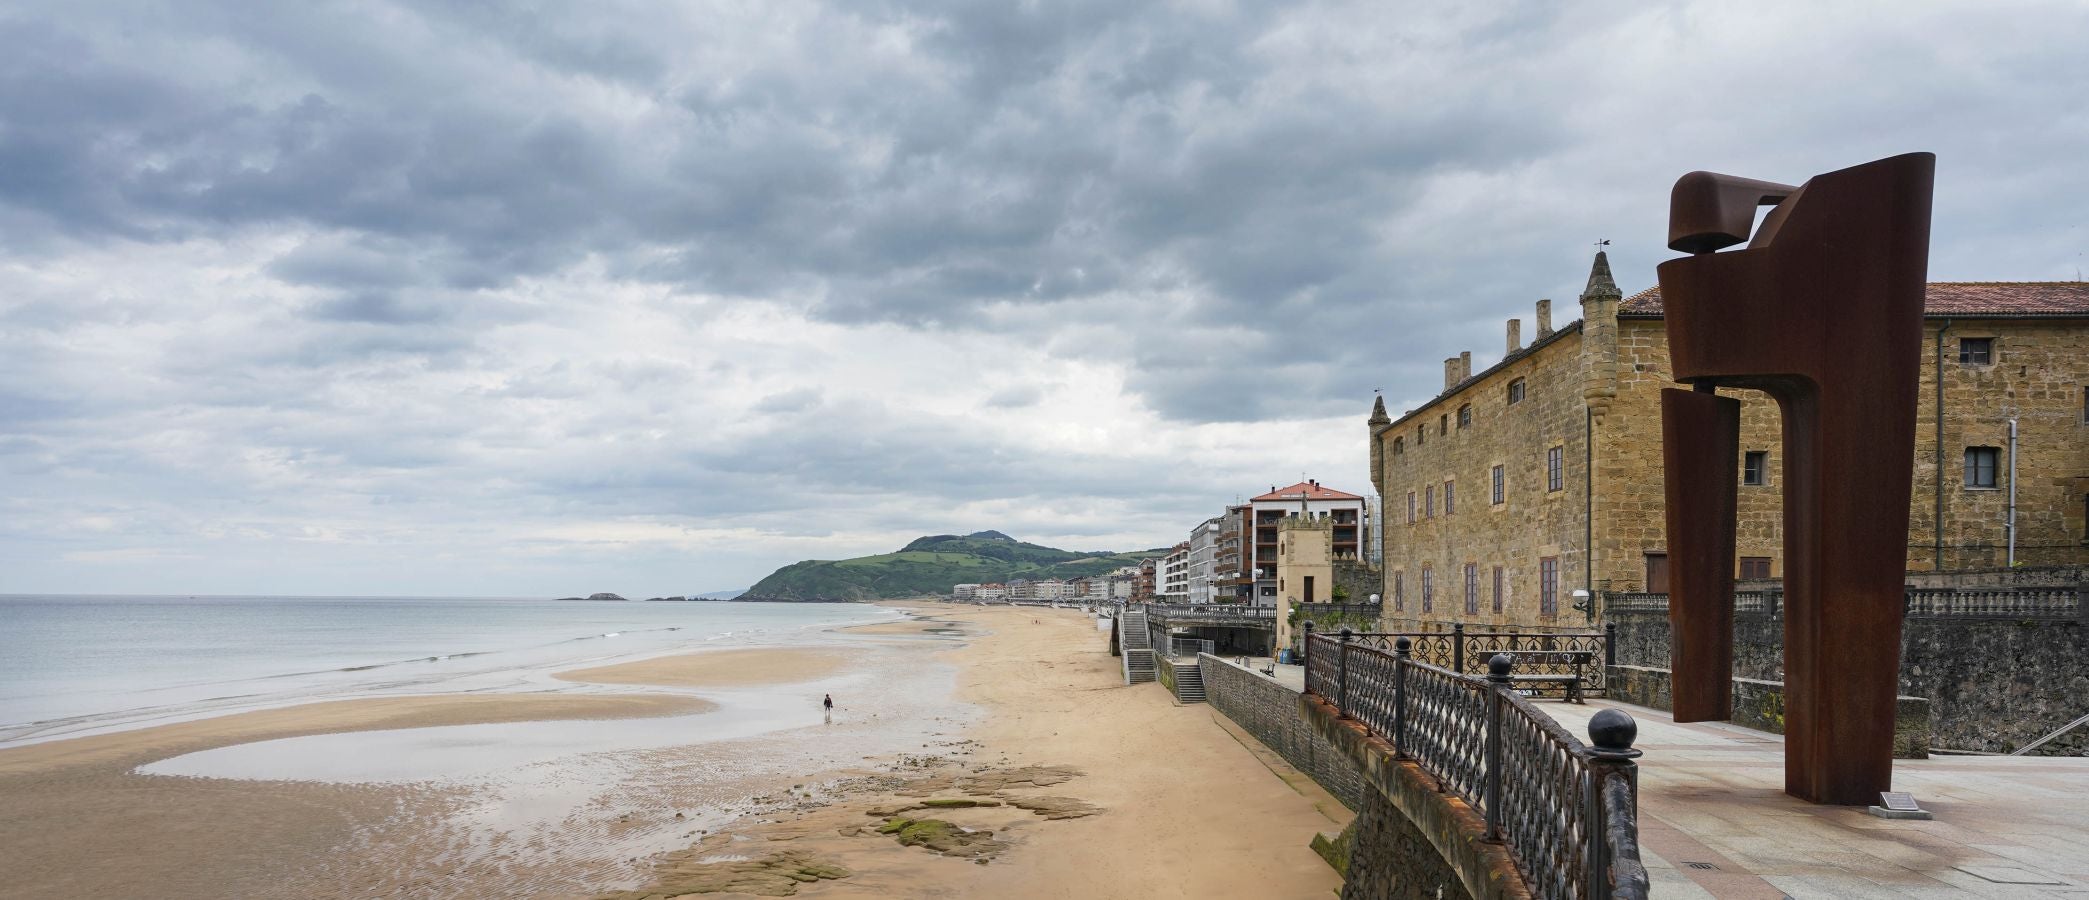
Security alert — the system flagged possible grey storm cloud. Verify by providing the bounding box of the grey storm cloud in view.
[3,0,2087,593]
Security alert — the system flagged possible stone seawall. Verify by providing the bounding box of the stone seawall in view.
[1198,654,1365,812]
[1610,610,2088,754]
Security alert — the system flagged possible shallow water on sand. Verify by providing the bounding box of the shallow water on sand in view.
[0,595,896,745]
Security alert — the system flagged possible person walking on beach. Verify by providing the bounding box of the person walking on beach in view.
[823,693,834,723]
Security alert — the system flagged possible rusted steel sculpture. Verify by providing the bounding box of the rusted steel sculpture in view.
[1656,153,1934,805]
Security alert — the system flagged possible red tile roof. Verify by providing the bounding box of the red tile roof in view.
[1620,283,2089,318]
[1251,481,1365,502]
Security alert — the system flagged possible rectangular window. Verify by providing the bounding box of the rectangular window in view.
[1743,451,1767,486]
[1959,337,1993,365]
[1457,405,1472,429]
[1491,566,1504,613]
[1439,414,1448,436]
[1965,447,1999,489]
[1463,563,1478,615]
[1740,557,1772,580]
[1546,446,1564,492]
[1407,491,1417,525]
[1507,379,1526,405]
[1393,572,1405,610]
[1491,465,1505,505]
[1426,485,1435,517]
[1417,424,1425,446]
[1421,566,1434,613]
[1539,557,1558,618]
[1444,480,1456,515]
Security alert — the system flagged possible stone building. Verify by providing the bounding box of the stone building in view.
[1371,251,2089,631]
[1243,481,1370,607]
[1273,511,1382,649]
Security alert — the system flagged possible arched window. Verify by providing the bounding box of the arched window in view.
[1392,436,1404,455]
[1507,378,1526,405]
[1457,404,1473,429]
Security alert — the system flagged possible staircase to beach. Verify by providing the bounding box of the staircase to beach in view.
[1120,609,1156,684]
[1168,659,1206,703]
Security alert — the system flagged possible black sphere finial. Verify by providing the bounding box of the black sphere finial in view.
[1339,627,1354,640]
[1486,652,1514,680]
[1393,636,1412,654]
[1588,708,1641,757]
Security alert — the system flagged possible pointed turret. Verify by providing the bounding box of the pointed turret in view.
[1583,249,1623,302]
[1368,393,1390,428]
[1580,250,1622,422]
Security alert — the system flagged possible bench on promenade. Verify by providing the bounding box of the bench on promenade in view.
[1505,651,1592,703]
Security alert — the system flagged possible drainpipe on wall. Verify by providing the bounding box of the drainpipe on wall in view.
[1584,406,1595,618]
[1934,320,1951,571]
[2007,415,2019,567]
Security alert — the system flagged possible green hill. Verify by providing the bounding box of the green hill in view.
[742,531,1163,601]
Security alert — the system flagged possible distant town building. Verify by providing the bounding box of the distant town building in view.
[1159,541,1190,602]
[1134,557,1158,602]
[976,583,1006,602]
[1371,251,2089,631]
[952,583,980,601]
[1244,481,1371,608]
[1186,516,1224,603]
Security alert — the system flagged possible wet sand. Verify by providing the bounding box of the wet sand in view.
[556,647,854,688]
[0,605,1346,899]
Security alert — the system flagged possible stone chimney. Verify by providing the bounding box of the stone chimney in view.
[1536,299,1553,337]
[1443,357,1460,391]
[1580,251,1623,422]
[1459,351,1472,381]
[1506,318,1522,354]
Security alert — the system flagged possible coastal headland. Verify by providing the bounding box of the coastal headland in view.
[0,603,1344,898]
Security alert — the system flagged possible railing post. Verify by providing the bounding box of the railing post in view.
[1302,621,1315,673]
[1484,652,1513,842]
[1604,621,1617,669]
[1454,622,1466,674]
[1338,627,1353,717]
[1392,636,1412,757]
[1584,708,1645,900]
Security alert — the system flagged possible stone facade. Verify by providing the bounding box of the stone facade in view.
[1342,788,1474,900]
[1371,257,2089,630]
[1198,654,1366,811]
[1275,512,1383,648]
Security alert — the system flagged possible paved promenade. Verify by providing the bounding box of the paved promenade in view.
[1543,701,2089,898]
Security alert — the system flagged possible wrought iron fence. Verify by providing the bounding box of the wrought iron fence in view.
[1309,624,1610,697]
[1303,632,1649,900]
[1603,585,2085,621]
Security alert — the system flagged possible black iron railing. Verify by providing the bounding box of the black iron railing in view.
[1317,624,1610,697]
[1304,632,1649,900]
[1605,585,2086,621]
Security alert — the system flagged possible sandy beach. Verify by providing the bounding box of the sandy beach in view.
[0,604,1346,899]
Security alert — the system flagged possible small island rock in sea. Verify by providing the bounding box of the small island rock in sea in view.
[553,593,630,602]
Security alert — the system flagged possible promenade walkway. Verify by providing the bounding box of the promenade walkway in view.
[1543,700,2089,898]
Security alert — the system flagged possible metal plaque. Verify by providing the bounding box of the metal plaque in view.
[1879,791,1920,811]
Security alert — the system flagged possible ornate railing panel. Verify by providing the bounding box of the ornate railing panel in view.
[1309,626,1609,697]
[1303,632,1649,900]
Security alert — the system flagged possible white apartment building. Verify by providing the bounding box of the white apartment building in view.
[1186,516,1223,603]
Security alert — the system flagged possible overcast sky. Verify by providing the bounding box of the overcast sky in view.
[3,1,2085,596]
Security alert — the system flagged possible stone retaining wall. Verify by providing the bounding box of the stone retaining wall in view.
[1607,664,1932,759]
[1198,654,1365,811]
[1609,610,2087,754]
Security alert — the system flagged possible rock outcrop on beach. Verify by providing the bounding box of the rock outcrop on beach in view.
[741,531,1163,602]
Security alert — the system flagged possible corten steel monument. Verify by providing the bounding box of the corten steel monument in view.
[1656,153,1934,805]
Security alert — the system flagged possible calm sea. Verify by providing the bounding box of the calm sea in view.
[0,594,896,746]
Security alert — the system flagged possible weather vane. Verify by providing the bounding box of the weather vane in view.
[1596,238,1611,250]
